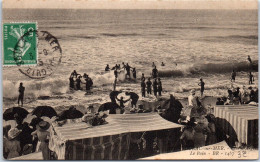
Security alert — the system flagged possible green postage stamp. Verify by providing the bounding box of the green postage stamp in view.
[3,22,37,66]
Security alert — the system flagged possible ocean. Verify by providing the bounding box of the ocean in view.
[2,9,258,110]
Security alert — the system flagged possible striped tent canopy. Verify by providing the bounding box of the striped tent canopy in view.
[214,105,258,147]
[49,113,183,160]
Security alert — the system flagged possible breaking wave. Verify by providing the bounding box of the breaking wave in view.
[2,70,128,100]
[158,60,258,77]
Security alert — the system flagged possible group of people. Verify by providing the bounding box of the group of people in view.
[230,70,254,85]
[216,86,258,105]
[3,105,87,160]
[3,116,51,160]
[69,70,93,94]
[141,75,163,97]
[105,62,137,80]
[109,90,139,113]
[181,90,218,149]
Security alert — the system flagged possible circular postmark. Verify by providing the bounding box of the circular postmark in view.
[13,29,62,79]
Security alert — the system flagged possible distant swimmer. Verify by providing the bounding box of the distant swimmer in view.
[132,68,136,79]
[152,66,158,78]
[248,72,254,85]
[231,69,236,82]
[146,78,152,95]
[125,92,139,108]
[198,78,205,97]
[18,82,25,107]
[152,62,156,67]
[105,64,110,71]
[161,62,165,66]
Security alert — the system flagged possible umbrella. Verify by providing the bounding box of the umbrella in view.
[32,106,57,118]
[161,95,183,123]
[58,109,84,120]
[98,102,120,114]
[3,107,29,121]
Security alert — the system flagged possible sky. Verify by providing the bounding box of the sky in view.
[3,0,258,9]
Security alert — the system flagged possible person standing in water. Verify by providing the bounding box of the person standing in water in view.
[125,63,132,79]
[132,68,136,79]
[248,55,252,64]
[69,75,74,89]
[18,82,25,107]
[83,73,88,79]
[113,78,117,91]
[122,62,126,70]
[231,69,236,82]
[71,70,80,79]
[141,79,146,97]
[152,66,158,79]
[146,78,152,96]
[85,75,93,94]
[114,69,118,79]
[76,75,82,90]
[248,72,254,84]
[157,78,162,96]
[141,73,145,82]
[153,78,158,97]
[247,55,253,71]
[198,78,205,97]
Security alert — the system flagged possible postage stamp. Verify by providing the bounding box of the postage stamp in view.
[3,22,37,66]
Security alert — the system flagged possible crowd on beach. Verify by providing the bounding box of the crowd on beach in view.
[3,55,258,160]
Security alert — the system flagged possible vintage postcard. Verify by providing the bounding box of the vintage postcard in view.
[2,0,258,160]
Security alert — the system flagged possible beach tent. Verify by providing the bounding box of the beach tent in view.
[214,105,258,148]
[49,113,183,160]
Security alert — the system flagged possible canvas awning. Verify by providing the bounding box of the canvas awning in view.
[214,105,258,146]
[49,113,183,160]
